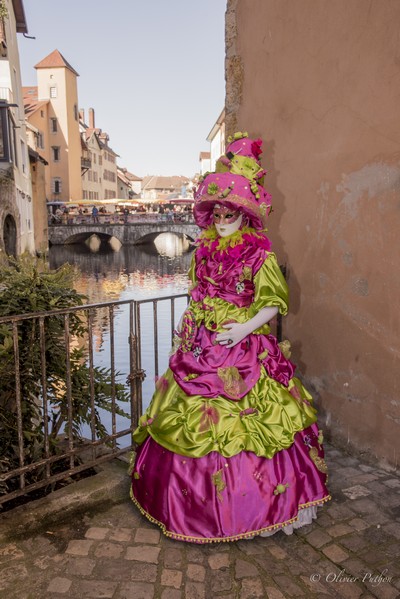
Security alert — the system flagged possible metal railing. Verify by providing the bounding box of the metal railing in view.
[0,290,283,508]
[0,294,188,507]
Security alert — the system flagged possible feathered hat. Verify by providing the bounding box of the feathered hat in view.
[193,132,272,230]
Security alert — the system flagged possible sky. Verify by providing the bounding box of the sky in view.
[17,0,226,178]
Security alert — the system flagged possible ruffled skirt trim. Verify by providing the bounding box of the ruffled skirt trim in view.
[130,488,330,544]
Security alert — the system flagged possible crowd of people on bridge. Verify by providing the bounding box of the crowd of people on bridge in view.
[47,202,193,225]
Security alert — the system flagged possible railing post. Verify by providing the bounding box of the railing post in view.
[128,301,145,430]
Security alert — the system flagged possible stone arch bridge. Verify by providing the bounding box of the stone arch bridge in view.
[48,221,200,246]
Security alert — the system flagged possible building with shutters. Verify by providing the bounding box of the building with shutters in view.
[0,0,34,256]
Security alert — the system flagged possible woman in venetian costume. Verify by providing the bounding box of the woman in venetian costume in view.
[130,132,330,543]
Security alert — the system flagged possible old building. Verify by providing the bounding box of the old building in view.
[0,0,34,256]
[23,49,82,204]
[117,167,142,199]
[80,108,101,201]
[80,107,118,201]
[207,108,225,171]
[25,120,48,253]
[225,0,400,466]
[141,175,190,201]
[100,132,118,200]
[117,168,131,200]
[198,151,211,175]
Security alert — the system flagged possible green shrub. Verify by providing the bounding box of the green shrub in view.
[0,255,129,497]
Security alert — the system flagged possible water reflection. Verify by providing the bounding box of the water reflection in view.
[49,233,193,302]
[49,233,193,440]
[153,232,191,257]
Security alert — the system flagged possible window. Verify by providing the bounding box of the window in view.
[52,146,60,161]
[93,172,98,182]
[50,118,57,133]
[0,108,7,160]
[99,155,102,165]
[50,87,57,98]
[52,177,62,194]
[0,107,16,163]
[40,110,44,118]
[74,104,78,121]
[93,154,96,164]
[88,170,93,182]
[37,131,44,149]
[83,190,87,199]
[20,140,27,173]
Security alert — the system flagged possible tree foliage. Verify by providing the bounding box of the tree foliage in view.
[0,0,8,20]
[0,255,129,497]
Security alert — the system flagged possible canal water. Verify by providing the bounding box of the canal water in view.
[49,233,193,443]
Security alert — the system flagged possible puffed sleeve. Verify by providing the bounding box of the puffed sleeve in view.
[249,252,288,316]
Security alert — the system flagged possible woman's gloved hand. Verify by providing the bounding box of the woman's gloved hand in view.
[216,306,279,348]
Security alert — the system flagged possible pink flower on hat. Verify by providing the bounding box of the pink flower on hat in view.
[251,138,263,159]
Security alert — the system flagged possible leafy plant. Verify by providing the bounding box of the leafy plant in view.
[0,255,129,497]
[0,0,8,20]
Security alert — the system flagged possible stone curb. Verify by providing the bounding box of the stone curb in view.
[0,458,130,542]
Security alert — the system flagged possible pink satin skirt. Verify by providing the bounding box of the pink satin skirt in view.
[131,422,330,543]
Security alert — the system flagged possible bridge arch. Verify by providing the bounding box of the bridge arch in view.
[134,230,195,245]
[62,231,121,245]
[48,222,200,246]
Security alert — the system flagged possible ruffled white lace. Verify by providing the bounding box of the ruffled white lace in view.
[260,505,318,537]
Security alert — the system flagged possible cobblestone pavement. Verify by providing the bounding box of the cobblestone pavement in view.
[0,443,399,599]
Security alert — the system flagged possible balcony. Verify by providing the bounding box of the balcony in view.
[81,157,91,172]
[0,87,13,104]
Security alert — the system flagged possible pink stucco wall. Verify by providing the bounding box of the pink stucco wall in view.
[226,0,400,466]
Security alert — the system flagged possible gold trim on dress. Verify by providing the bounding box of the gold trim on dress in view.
[130,489,331,544]
[309,446,328,473]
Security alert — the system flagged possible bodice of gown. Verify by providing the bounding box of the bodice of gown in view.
[168,231,294,401]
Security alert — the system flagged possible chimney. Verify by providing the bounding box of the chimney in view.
[79,108,85,122]
[89,107,95,129]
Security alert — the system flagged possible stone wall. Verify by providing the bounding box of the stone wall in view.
[225,0,400,466]
[0,173,20,258]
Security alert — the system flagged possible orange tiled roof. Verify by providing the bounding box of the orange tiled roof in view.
[199,151,211,160]
[118,167,142,181]
[117,171,131,186]
[23,86,38,102]
[34,49,79,77]
[23,86,49,117]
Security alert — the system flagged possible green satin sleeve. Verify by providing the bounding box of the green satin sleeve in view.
[249,253,288,317]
